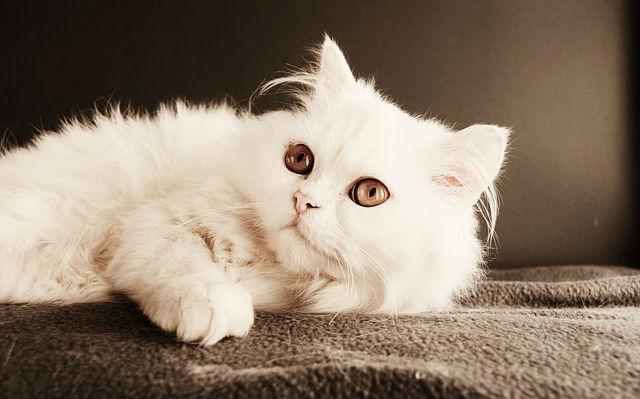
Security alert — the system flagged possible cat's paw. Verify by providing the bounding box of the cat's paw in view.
[211,234,258,267]
[174,282,254,346]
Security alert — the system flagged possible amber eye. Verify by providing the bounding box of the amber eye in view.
[284,143,314,175]
[349,178,390,207]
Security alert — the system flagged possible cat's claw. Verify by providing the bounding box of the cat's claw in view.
[175,282,254,346]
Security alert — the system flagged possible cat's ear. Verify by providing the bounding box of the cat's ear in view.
[433,124,509,206]
[316,35,356,92]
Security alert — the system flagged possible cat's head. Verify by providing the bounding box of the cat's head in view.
[236,36,509,313]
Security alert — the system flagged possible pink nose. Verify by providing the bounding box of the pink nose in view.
[294,191,319,214]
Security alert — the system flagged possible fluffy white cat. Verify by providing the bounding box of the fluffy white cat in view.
[0,36,508,345]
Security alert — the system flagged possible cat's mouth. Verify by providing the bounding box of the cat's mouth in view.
[281,217,340,266]
[283,218,314,247]
[282,217,331,257]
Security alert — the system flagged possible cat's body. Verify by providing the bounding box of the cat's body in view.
[0,37,508,345]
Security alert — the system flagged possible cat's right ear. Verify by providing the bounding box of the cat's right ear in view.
[315,35,356,93]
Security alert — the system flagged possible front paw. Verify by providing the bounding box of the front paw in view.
[211,234,258,266]
[146,281,254,346]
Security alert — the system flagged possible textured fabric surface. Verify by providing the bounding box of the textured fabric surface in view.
[1,265,639,398]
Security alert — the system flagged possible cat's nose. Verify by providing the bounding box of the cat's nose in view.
[293,191,319,214]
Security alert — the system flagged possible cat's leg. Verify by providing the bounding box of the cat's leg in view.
[105,205,254,346]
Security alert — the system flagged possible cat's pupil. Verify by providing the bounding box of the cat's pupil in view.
[296,153,304,163]
[369,187,376,197]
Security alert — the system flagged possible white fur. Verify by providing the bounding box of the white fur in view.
[0,35,509,345]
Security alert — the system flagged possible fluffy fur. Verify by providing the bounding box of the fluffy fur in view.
[0,36,509,345]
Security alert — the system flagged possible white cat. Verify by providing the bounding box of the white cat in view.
[0,36,508,345]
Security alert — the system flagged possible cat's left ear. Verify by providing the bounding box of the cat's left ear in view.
[316,35,356,92]
[433,124,510,206]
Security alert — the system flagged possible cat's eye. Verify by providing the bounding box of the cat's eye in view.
[284,143,314,175]
[349,178,390,207]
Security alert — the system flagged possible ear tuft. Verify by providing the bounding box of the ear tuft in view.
[316,35,356,91]
[434,124,510,206]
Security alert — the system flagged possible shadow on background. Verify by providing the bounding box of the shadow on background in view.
[628,1,639,266]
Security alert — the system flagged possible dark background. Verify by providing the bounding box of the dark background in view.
[0,0,637,268]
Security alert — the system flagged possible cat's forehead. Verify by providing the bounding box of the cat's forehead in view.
[300,94,432,174]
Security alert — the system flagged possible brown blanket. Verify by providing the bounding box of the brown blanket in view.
[1,265,639,398]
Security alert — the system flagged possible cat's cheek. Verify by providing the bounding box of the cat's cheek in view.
[254,193,296,232]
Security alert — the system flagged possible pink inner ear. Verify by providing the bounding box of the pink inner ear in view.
[437,175,463,187]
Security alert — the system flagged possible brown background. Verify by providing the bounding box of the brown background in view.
[0,0,637,268]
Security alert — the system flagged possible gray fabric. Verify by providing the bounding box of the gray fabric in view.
[1,265,639,398]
